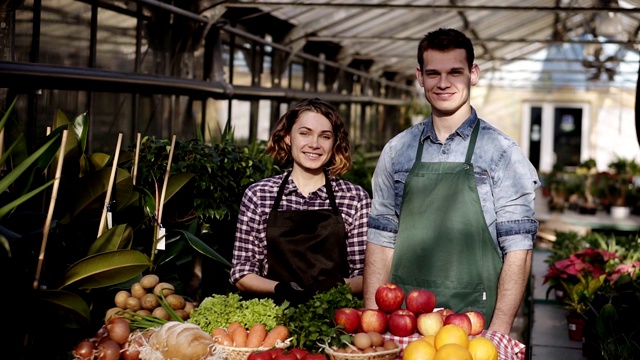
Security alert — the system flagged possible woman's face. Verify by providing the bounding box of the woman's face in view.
[285,110,334,175]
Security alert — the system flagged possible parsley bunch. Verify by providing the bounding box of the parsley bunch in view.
[282,283,364,353]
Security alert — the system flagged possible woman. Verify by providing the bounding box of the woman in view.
[229,98,370,305]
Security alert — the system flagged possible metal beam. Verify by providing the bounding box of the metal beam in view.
[223,2,640,14]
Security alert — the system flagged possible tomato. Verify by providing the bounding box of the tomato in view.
[266,348,285,358]
[289,348,308,360]
[273,353,298,360]
[248,351,273,360]
[305,354,328,360]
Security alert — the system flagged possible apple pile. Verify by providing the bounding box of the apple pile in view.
[333,283,486,338]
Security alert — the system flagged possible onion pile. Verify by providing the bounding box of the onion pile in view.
[72,317,150,360]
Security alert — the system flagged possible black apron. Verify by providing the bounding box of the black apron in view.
[265,171,349,289]
[389,122,503,325]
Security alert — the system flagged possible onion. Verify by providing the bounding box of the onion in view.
[107,317,131,344]
[97,339,121,360]
[73,339,96,360]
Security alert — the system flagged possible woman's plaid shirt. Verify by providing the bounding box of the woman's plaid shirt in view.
[229,172,371,285]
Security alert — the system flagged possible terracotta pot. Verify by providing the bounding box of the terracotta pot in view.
[567,313,586,341]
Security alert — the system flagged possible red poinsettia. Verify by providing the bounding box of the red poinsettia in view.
[544,248,620,285]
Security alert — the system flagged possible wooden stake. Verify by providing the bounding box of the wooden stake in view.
[97,133,124,238]
[158,135,176,225]
[132,133,141,186]
[33,129,69,290]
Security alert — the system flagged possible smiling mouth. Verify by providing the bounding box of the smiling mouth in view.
[303,152,322,159]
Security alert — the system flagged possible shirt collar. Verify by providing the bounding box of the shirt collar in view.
[421,107,479,142]
[282,170,330,199]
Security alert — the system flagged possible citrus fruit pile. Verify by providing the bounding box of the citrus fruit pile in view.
[402,324,499,360]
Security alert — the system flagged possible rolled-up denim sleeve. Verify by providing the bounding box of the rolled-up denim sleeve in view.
[494,144,540,253]
[367,145,399,248]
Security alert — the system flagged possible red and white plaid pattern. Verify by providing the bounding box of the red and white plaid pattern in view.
[382,330,525,360]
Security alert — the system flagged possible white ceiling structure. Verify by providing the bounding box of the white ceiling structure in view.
[220,0,640,89]
[12,0,640,92]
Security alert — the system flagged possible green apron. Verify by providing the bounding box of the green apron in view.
[389,122,503,325]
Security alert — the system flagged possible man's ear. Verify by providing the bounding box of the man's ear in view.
[470,63,480,86]
[416,67,424,87]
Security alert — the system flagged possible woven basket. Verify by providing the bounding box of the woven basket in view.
[215,345,262,360]
[324,347,401,360]
[215,341,291,360]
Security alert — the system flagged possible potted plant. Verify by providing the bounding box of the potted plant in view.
[606,157,639,218]
[560,273,605,341]
[577,159,598,214]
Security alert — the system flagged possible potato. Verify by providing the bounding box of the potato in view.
[131,282,146,299]
[139,274,160,289]
[136,309,152,316]
[125,296,142,311]
[183,301,195,314]
[152,306,171,320]
[166,294,185,310]
[175,309,189,320]
[140,293,160,310]
[114,290,131,309]
[105,307,122,324]
[153,282,175,297]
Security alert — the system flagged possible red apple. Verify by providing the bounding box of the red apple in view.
[334,308,360,333]
[387,309,417,337]
[416,312,444,336]
[443,312,472,335]
[375,282,405,313]
[465,310,486,336]
[405,289,437,315]
[436,308,455,317]
[359,308,388,334]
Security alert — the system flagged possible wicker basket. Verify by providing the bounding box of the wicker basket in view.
[324,347,401,360]
[215,345,263,360]
[215,342,291,360]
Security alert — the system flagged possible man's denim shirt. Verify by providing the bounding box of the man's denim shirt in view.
[367,108,540,258]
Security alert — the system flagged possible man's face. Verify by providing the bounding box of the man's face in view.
[416,48,479,118]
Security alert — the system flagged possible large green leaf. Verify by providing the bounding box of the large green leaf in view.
[0,134,60,194]
[164,172,195,203]
[61,167,133,222]
[34,289,91,328]
[175,229,231,267]
[0,96,17,130]
[0,179,55,220]
[87,224,134,255]
[60,249,151,289]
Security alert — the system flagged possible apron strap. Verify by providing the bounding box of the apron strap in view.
[413,120,480,167]
[271,170,340,215]
[466,120,480,163]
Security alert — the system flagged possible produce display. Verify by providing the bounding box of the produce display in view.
[70,280,508,360]
[106,274,195,323]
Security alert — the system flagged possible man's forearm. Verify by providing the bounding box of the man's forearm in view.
[489,249,532,334]
[363,243,394,308]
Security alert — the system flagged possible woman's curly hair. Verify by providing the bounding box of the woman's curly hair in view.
[266,98,351,177]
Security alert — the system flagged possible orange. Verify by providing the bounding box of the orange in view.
[434,324,470,350]
[468,336,499,360]
[434,343,473,360]
[422,335,436,346]
[402,339,437,360]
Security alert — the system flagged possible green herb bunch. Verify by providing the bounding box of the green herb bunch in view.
[282,283,364,353]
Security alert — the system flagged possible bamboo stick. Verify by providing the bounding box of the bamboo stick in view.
[151,135,176,256]
[97,133,124,238]
[132,132,141,186]
[33,129,69,290]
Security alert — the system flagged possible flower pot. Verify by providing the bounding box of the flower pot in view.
[567,313,586,341]
[610,206,631,219]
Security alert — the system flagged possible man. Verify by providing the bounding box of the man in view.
[363,28,539,335]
